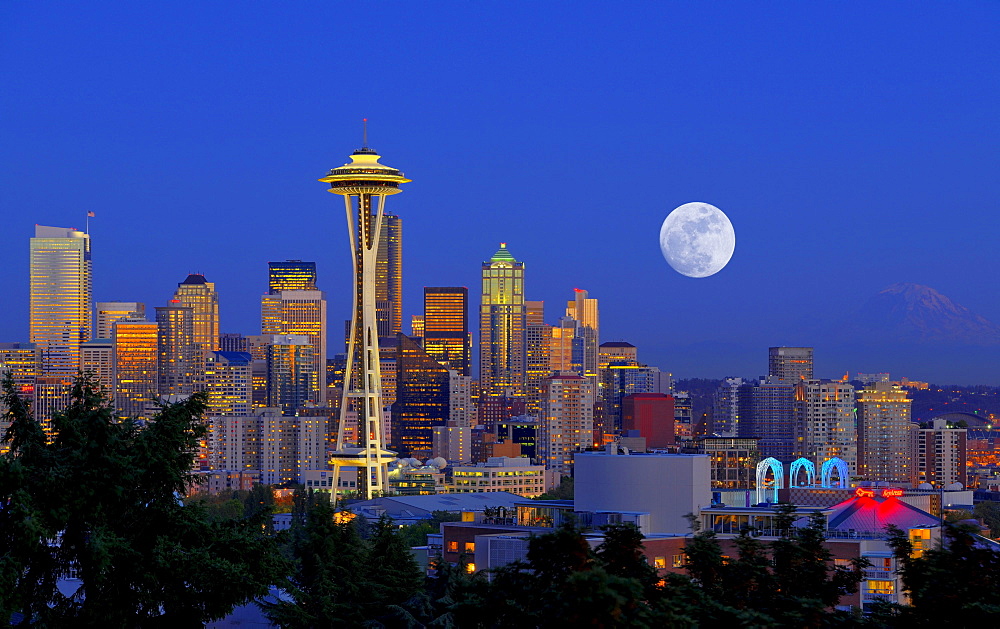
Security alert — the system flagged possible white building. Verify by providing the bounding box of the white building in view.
[574,448,711,535]
[539,371,594,476]
[450,456,550,497]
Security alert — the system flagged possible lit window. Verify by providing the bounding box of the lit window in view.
[464,542,475,553]
[653,556,666,569]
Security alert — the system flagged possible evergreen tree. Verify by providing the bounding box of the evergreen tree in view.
[885,522,1000,626]
[367,515,423,616]
[0,375,285,626]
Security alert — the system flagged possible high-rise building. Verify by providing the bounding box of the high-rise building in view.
[376,213,402,338]
[155,306,197,397]
[432,425,472,464]
[712,377,745,437]
[565,288,599,377]
[694,437,760,489]
[113,316,159,420]
[449,370,474,428]
[911,419,967,488]
[30,225,92,373]
[219,333,248,353]
[80,339,114,393]
[857,382,913,484]
[423,287,471,376]
[479,243,526,395]
[391,334,450,458]
[539,371,595,476]
[205,351,252,417]
[261,290,327,404]
[267,335,316,416]
[96,302,145,340]
[549,317,578,373]
[793,379,857,476]
[524,300,551,414]
[0,342,40,399]
[172,274,219,355]
[268,260,317,293]
[321,141,409,498]
[738,377,796,462]
[768,347,814,383]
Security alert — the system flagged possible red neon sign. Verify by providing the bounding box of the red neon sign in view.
[855,487,903,499]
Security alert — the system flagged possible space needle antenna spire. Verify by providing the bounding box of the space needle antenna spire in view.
[362,118,368,148]
[319,133,410,500]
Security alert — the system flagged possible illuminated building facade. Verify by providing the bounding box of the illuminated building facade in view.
[449,371,474,427]
[32,375,74,438]
[205,351,252,416]
[410,315,424,338]
[261,290,327,404]
[450,457,547,497]
[0,343,40,451]
[376,213,402,338]
[539,371,595,476]
[0,342,40,399]
[391,334,450,458]
[80,340,113,393]
[155,305,198,396]
[768,346,814,383]
[911,419,967,487]
[30,225,92,373]
[857,382,912,484]
[712,377,745,437]
[693,437,760,489]
[479,243,526,395]
[320,140,409,498]
[267,334,316,415]
[172,274,219,355]
[565,288,599,377]
[113,316,159,419]
[96,302,144,340]
[268,260,317,293]
[423,286,471,376]
[524,300,550,414]
[794,380,858,477]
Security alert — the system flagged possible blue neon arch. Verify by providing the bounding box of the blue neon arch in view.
[756,457,784,504]
[789,457,816,488]
[821,457,849,488]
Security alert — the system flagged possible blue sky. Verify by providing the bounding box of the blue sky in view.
[2,2,999,383]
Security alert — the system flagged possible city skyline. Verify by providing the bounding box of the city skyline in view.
[3,4,999,384]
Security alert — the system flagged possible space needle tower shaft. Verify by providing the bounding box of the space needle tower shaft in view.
[319,127,410,499]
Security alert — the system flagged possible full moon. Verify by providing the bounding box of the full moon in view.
[659,202,736,278]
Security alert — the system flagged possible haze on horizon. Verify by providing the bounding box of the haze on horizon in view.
[1,3,998,385]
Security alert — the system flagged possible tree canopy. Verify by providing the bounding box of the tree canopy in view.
[0,375,284,626]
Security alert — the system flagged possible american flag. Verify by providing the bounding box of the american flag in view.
[87,211,95,217]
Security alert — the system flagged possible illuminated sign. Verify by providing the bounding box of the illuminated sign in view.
[855,487,903,499]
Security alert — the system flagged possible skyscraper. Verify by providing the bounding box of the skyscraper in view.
[261,290,327,404]
[113,316,159,419]
[539,371,594,476]
[30,225,92,373]
[155,305,197,397]
[768,347,814,383]
[320,139,409,499]
[857,382,913,484]
[268,260,318,293]
[172,274,219,355]
[96,302,144,340]
[524,300,551,414]
[267,334,316,416]
[391,334,451,458]
[738,377,796,461]
[423,286,471,376]
[565,288,599,378]
[479,243,526,395]
[793,379,857,476]
[376,213,402,338]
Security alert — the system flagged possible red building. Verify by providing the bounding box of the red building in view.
[622,393,675,448]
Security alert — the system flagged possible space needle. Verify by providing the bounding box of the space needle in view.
[320,124,410,499]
